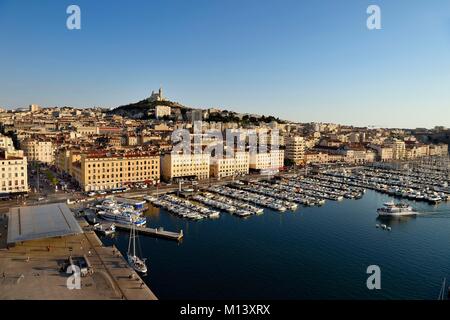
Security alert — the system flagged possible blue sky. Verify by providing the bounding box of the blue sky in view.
[0,0,450,128]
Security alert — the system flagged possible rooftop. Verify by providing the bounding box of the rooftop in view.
[7,203,83,244]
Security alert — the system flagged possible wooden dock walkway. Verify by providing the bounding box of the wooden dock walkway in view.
[115,224,183,241]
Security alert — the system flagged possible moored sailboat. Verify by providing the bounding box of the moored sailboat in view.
[127,224,148,274]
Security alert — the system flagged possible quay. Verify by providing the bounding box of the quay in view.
[115,223,183,242]
[0,203,158,300]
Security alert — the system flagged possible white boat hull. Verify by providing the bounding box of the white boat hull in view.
[377,210,417,217]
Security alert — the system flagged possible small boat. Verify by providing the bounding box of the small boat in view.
[375,224,379,228]
[387,226,392,231]
[94,223,116,235]
[380,224,387,230]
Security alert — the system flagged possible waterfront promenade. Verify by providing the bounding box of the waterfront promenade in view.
[0,215,157,300]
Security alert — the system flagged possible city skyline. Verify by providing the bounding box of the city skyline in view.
[1,0,450,128]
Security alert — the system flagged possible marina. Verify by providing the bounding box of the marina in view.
[79,197,184,242]
[101,188,450,300]
[85,159,450,299]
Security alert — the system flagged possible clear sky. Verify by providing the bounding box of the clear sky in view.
[0,0,450,128]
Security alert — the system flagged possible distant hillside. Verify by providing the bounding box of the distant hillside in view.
[109,98,189,119]
[415,130,450,145]
[109,95,287,124]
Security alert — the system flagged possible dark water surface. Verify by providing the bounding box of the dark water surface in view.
[101,190,450,299]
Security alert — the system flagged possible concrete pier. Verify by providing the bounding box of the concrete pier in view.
[115,223,183,241]
[0,216,157,300]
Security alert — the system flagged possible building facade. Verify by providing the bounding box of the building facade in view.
[285,136,305,165]
[72,152,160,191]
[386,139,406,160]
[155,105,171,119]
[249,149,284,171]
[0,134,14,151]
[20,139,55,164]
[0,149,28,195]
[210,151,249,179]
[429,144,448,156]
[161,153,210,181]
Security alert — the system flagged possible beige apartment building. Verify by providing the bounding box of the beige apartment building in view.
[429,144,448,157]
[249,149,284,171]
[0,149,28,194]
[304,152,329,164]
[285,136,305,165]
[210,151,249,179]
[405,144,430,160]
[155,105,171,119]
[386,139,406,160]
[72,152,160,191]
[76,126,99,136]
[20,139,55,164]
[161,153,210,181]
[369,144,394,162]
[0,134,14,150]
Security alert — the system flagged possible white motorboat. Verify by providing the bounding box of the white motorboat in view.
[377,202,416,217]
[94,223,116,235]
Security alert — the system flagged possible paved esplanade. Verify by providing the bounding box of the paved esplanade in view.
[0,215,157,300]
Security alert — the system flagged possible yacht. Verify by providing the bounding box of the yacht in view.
[377,202,416,217]
[98,209,146,226]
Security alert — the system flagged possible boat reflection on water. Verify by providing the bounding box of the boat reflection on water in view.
[144,205,161,218]
[375,215,417,228]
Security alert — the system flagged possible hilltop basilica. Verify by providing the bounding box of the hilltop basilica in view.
[149,87,164,102]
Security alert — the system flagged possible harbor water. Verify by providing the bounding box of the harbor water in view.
[100,190,450,299]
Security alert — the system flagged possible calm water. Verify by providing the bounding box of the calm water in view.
[101,190,450,300]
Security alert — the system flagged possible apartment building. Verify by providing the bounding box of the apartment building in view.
[72,152,160,191]
[161,153,210,181]
[405,144,430,160]
[0,149,28,194]
[386,139,406,160]
[249,149,284,171]
[285,136,305,165]
[76,126,99,136]
[210,151,249,179]
[429,144,448,157]
[155,105,171,119]
[0,134,14,150]
[369,144,394,162]
[20,139,55,164]
[304,152,329,164]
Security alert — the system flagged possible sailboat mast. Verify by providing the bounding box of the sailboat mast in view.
[128,225,132,254]
[133,224,136,256]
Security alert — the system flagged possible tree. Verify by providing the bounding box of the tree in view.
[284,158,295,167]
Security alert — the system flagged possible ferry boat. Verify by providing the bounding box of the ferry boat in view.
[377,202,416,217]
